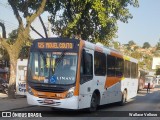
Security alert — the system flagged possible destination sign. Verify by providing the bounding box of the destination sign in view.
[37,42,74,49]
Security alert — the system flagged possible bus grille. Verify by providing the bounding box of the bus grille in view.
[32,86,67,93]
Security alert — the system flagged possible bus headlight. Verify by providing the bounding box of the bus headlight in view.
[66,87,75,98]
[27,85,33,95]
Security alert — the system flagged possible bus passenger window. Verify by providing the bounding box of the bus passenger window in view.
[94,51,106,76]
[131,62,138,78]
[115,58,124,77]
[124,60,131,78]
[81,54,93,75]
[107,55,116,77]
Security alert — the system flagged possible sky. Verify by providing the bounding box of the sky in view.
[0,0,160,47]
[117,0,160,47]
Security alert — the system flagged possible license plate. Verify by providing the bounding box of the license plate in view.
[44,99,54,104]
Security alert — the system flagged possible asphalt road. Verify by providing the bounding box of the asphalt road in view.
[2,85,160,120]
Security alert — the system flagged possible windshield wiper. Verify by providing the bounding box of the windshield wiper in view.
[55,50,66,66]
[38,49,46,61]
[50,50,67,75]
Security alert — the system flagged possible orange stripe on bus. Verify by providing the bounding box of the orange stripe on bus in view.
[110,52,123,58]
[104,77,122,88]
[74,40,85,96]
[95,46,103,53]
[32,88,68,99]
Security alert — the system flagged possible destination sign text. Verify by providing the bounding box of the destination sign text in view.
[37,42,74,49]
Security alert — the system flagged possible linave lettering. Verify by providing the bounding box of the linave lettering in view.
[57,77,75,81]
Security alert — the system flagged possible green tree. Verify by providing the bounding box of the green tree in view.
[8,29,31,59]
[156,40,160,50]
[113,41,120,49]
[153,50,160,56]
[0,29,19,63]
[124,40,136,52]
[7,29,18,44]
[0,0,46,98]
[143,55,152,70]
[143,42,151,49]
[46,0,139,45]
[128,40,136,46]
[0,47,9,61]
[130,51,142,59]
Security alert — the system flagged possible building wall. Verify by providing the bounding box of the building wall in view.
[152,57,160,69]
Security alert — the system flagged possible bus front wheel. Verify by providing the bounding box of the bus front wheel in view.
[89,92,99,112]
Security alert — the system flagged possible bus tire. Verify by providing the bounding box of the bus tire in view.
[89,92,99,112]
[119,90,127,106]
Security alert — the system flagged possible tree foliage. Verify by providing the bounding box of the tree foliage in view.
[7,29,30,59]
[7,29,18,44]
[45,0,139,45]
[130,51,142,59]
[128,40,136,46]
[143,42,151,49]
[156,40,160,50]
[0,0,46,98]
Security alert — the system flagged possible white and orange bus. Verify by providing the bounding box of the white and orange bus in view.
[26,38,138,111]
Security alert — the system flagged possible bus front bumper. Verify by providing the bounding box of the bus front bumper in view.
[26,93,79,109]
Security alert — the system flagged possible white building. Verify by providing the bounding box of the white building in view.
[152,57,160,69]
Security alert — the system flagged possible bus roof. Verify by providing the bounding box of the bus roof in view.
[83,40,138,63]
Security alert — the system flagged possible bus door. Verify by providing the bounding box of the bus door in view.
[78,48,94,109]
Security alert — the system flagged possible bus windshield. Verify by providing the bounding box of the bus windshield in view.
[28,51,78,85]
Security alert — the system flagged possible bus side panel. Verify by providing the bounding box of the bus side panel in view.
[121,78,138,100]
[100,81,122,105]
[78,76,107,109]
[129,78,138,99]
[92,76,106,105]
[78,81,93,109]
[78,47,107,109]
[78,48,94,109]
